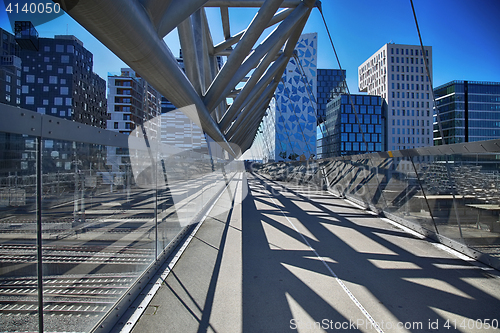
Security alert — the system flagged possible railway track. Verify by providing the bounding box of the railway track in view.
[0,274,139,318]
[0,244,155,264]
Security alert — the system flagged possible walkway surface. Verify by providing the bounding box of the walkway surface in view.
[130,172,500,333]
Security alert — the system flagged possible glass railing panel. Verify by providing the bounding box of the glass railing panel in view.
[40,139,156,333]
[417,154,465,242]
[326,158,352,198]
[345,156,375,207]
[363,156,391,212]
[0,132,39,333]
[451,153,500,258]
[404,155,439,233]
[379,157,415,220]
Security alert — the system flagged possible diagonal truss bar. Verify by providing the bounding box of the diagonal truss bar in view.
[140,0,174,29]
[240,7,312,151]
[213,8,294,55]
[218,35,290,130]
[227,81,278,141]
[178,17,204,95]
[58,0,236,156]
[220,6,231,39]
[205,2,311,112]
[58,0,318,157]
[204,0,285,112]
[157,0,210,38]
[221,53,288,132]
[204,0,302,6]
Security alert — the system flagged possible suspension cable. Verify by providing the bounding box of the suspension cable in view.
[318,6,389,207]
[318,7,372,155]
[410,0,462,239]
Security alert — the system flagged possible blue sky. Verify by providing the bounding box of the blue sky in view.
[1,0,499,93]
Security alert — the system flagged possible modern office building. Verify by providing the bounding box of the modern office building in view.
[18,34,107,128]
[106,68,161,175]
[0,28,21,107]
[434,81,500,145]
[316,69,346,124]
[318,94,383,158]
[359,43,433,150]
[107,68,161,135]
[261,33,317,162]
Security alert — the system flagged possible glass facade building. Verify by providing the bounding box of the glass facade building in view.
[319,94,383,158]
[107,68,161,177]
[0,28,21,107]
[19,35,107,128]
[434,81,500,145]
[316,68,346,124]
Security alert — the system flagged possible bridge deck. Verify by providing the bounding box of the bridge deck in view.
[130,172,500,332]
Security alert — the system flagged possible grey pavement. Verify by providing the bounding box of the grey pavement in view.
[130,172,500,333]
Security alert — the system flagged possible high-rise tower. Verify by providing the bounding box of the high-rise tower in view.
[359,43,433,150]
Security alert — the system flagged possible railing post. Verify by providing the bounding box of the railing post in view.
[36,136,43,333]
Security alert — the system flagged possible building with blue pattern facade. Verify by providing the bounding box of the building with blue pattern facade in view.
[261,33,317,162]
[316,68,346,124]
[318,94,384,158]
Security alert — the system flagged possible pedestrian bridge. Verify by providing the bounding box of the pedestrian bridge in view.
[1,103,499,332]
[121,171,500,333]
[2,0,500,331]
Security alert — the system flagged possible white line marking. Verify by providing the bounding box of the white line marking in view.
[256,177,384,333]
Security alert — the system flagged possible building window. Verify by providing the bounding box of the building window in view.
[56,44,64,52]
[49,76,57,84]
[60,87,69,95]
[26,96,34,104]
[61,55,69,63]
[54,97,63,105]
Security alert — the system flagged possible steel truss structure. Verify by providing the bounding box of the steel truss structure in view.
[57,0,320,157]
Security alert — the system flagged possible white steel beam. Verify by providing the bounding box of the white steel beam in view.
[157,0,210,38]
[213,8,293,55]
[203,0,284,111]
[205,2,310,112]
